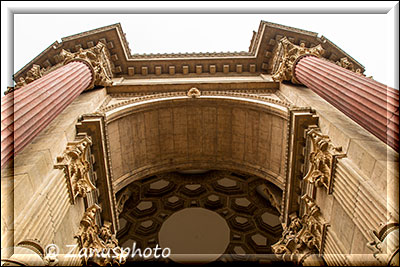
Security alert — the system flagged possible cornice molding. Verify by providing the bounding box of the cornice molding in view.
[12,20,366,84]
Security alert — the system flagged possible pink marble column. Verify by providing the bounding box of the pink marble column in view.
[294,56,399,151]
[1,61,93,168]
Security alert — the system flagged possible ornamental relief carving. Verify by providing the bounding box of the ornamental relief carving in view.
[187,87,201,98]
[271,37,324,84]
[116,187,132,218]
[303,127,345,194]
[75,204,126,266]
[54,135,96,204]
[335,57,365,76]
[12,63,63,91]
[60,42,113,88]
[271,196,328,263]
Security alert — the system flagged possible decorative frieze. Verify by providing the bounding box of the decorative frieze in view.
[75,204,126,266]
[60,42,113,88]
[54,135,96,204]
[271,37,324,84]
[303,127,345,194]
[272,196,328,264]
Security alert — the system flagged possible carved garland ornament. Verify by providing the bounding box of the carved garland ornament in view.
[75,204,126,266]
[60,42,113,89]
[304,127,345,194]
[271,196,328,264]
[54,135,96,204]
[271,37,324,84]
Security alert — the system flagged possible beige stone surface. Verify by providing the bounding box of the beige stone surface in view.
[1,88,107,252]
[105,96,288,192]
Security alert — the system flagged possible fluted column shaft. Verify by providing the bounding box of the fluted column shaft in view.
[294,56,399,151]
[1,61,93,167]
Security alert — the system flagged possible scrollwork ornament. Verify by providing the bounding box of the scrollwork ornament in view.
[271,198,328,264]
[75,205,127,266]
[54,135,96,204]
[303,127,345,193]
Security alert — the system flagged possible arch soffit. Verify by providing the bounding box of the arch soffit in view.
[103,94,290,193]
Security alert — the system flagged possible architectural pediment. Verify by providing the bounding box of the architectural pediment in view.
[13,21,364,85]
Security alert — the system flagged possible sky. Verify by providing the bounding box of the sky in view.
[1,2,399,97]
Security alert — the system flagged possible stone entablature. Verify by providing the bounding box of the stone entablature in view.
[12,21,365,87]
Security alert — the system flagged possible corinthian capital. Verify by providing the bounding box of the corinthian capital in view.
[271,37,324,84]
[271,198,328,264]
[60,42,113,89]
[75,205,126,266]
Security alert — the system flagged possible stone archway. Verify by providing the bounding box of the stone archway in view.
[100,94,291,263]
[104,94,290,193]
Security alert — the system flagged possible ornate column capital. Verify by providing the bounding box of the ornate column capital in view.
[271,197,328,264]
[75,204,126,266]
[271,37,324,84]
[60,42,113,89]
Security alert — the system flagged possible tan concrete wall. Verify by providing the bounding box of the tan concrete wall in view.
[1,88,107,261]
[279,82,399,265]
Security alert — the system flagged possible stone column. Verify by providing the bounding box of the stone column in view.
[272,37,399,152]
[1,42,113,168]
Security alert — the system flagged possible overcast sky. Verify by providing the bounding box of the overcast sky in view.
[1,2,398,97]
